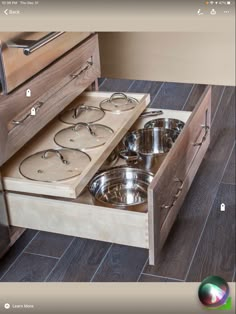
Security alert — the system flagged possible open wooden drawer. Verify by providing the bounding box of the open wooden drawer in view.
[2,86,211,266]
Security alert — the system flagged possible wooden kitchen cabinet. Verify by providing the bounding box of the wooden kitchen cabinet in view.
[0,32,91,94]
[0,32,211,265]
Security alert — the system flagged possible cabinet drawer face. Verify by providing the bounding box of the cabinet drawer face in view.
[2,92,150,199]
[148,86,211,265]
[0,32,91,94]
[0,34,100,166]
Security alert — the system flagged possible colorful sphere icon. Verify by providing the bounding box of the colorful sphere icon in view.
[198,276,230,308]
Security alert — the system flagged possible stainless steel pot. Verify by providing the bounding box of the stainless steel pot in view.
[144,118,185,138]
[119,128,176,173]
[88,166,153,212]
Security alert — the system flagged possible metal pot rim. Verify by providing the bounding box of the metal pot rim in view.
[88,166,154,208]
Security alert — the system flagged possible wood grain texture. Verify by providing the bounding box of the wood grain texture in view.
[222,145,235,185]
[0,229,37,278]
[25,232,74,258]
[6,192,149,249]
[0,34,100,166]
[92,244,148,282]
[2,92,150,198]
[47,238,111,282]
[148,86,211,265]
[159,120,210,249]
[186,184,235,282]
[0,32,91,94]
[150,82,193,109]
[0,253,57,282]
[145,86,235,279]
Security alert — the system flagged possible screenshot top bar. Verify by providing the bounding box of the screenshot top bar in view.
[0,0,235,32]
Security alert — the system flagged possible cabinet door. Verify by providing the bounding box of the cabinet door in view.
[148,86,211,265]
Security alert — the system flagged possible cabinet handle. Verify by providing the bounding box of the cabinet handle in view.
[41,149,69,165]
[12,102,44,125]
[11,59,93,127]
[193,109,210,146]
[161,177,183,210]
[193,125,210,146]
[7,32,65,56]
[70,60,93,79]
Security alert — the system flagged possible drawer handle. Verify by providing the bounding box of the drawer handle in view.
[12,101,44,125]
[11,59,92,127]
[193,109,210,147]
[161,178,183,210]
[70,60,93,79]
[41,149,69,165]
[193,125,210,146]
[7,32,65,56]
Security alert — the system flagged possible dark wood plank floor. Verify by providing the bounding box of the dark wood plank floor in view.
[0,79,235,282]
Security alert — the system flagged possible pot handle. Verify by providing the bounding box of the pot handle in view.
[164,134,174,149]
[119,150,140,162]
[109,93,139,107]
[73,122,96,136]
[41,149,69,165]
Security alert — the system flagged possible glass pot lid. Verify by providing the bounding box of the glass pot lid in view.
[19,149,91,182]
[54,123,114,150]
[59,104,105,125]
[99,92,139,113]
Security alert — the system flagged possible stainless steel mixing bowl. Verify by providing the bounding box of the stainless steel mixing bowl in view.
[88,166,154,212]
[119,128,176,173]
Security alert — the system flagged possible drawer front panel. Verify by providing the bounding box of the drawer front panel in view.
[148,86,211,265]
[0,32,91,94]
[6,192,149,249]
[0,34,100,166]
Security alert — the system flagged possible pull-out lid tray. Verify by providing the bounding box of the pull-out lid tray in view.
[2,91,150,199]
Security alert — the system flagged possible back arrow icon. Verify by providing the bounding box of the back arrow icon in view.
[4,9,8,15]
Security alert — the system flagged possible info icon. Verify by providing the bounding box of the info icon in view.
[198,276,231,310]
